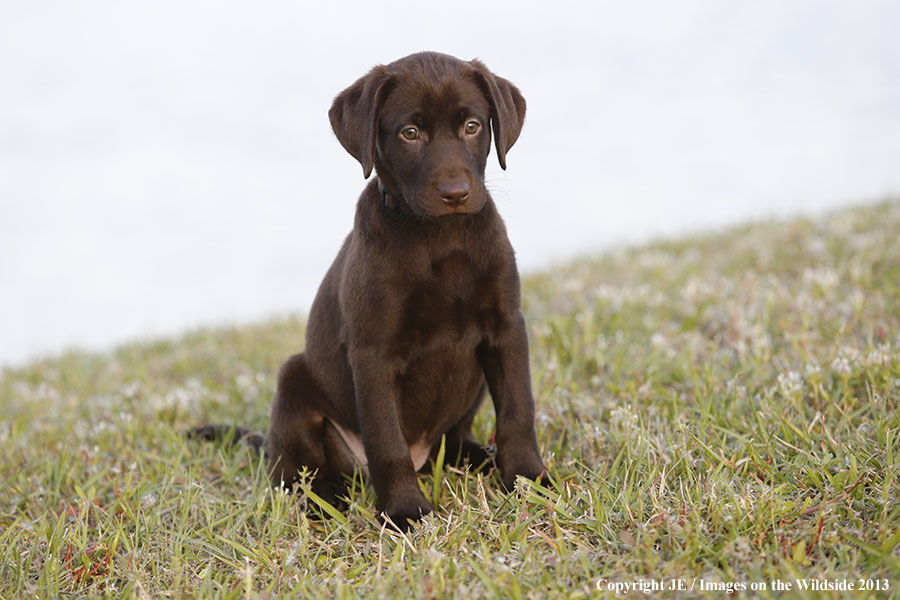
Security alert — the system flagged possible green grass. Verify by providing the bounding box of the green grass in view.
[2,199,900,598]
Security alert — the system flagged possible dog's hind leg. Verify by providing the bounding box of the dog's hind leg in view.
[268,353,355,509]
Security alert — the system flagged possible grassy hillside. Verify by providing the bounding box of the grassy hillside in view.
[2,200,899,598]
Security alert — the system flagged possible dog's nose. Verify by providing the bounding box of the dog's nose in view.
[437,181,470,206]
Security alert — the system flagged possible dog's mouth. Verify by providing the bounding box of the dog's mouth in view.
[433,203,481,217]
[411,199,484,219]
[380,177,487,219]
[409,187,487,219]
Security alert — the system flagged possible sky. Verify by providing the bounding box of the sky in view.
[1,1,899,366]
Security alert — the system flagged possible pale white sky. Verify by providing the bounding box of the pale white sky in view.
[2,1,899,366]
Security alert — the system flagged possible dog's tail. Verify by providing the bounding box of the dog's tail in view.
[187,424,267,455]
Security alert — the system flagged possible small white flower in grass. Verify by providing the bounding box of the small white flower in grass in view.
[531,322,551,338]
[583,423,604,441]
[637,251,673,269]
[235,373,263,402]
[681,278,713,304]
[838,345,862,365]
[122,381,142,399]
[803,267,839,292]
[848,232,881,251]
[850,289,866,313]
[721,504,735,523]
[794,290,816,313]
[161,388,191,409]
[513,475,532,499]
[283,540,305,569]
[830,356,851,375]
[806,236,827,256]
[563,276,586,294]
[593,284,614,303]
[777,371,803,397]
[865,343,892,367]
[725,377,747,400]
[610,404,640,434]
[751,325,772,355]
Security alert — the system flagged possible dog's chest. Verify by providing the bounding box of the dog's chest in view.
[395,250,501,350]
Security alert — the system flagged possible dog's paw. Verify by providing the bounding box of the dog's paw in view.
[500,464,552,492]
[308,479,349,515]
[380,495,433,532]
[448,440,495,472]
[537,470,554,488]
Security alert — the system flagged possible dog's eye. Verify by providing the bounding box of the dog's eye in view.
[464,120,481,135]
[400,127,420,141]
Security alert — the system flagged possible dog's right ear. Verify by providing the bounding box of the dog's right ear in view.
[328,66,393,179]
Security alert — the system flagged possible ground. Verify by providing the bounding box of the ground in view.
[1,199,899,598]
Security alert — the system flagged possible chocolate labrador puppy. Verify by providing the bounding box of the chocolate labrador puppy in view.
[197,51,548,528]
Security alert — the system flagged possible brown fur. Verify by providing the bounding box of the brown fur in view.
[200,52,549,529]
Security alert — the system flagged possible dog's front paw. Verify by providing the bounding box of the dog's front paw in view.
[380,493,433,532]
[499,456,551,492]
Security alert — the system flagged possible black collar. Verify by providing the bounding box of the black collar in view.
[377,179,397,209]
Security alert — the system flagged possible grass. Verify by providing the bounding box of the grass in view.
[2,199,900,598]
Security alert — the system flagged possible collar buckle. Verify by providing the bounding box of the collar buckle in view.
[377,179,395,209]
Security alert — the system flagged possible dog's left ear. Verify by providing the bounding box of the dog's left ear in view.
[471,60,526,170]
[329,66,393,178]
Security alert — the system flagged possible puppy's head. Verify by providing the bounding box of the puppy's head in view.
[328,52,526,218]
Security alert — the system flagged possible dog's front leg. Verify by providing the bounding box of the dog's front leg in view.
[349,346,433,528]
[477,312,549,490]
